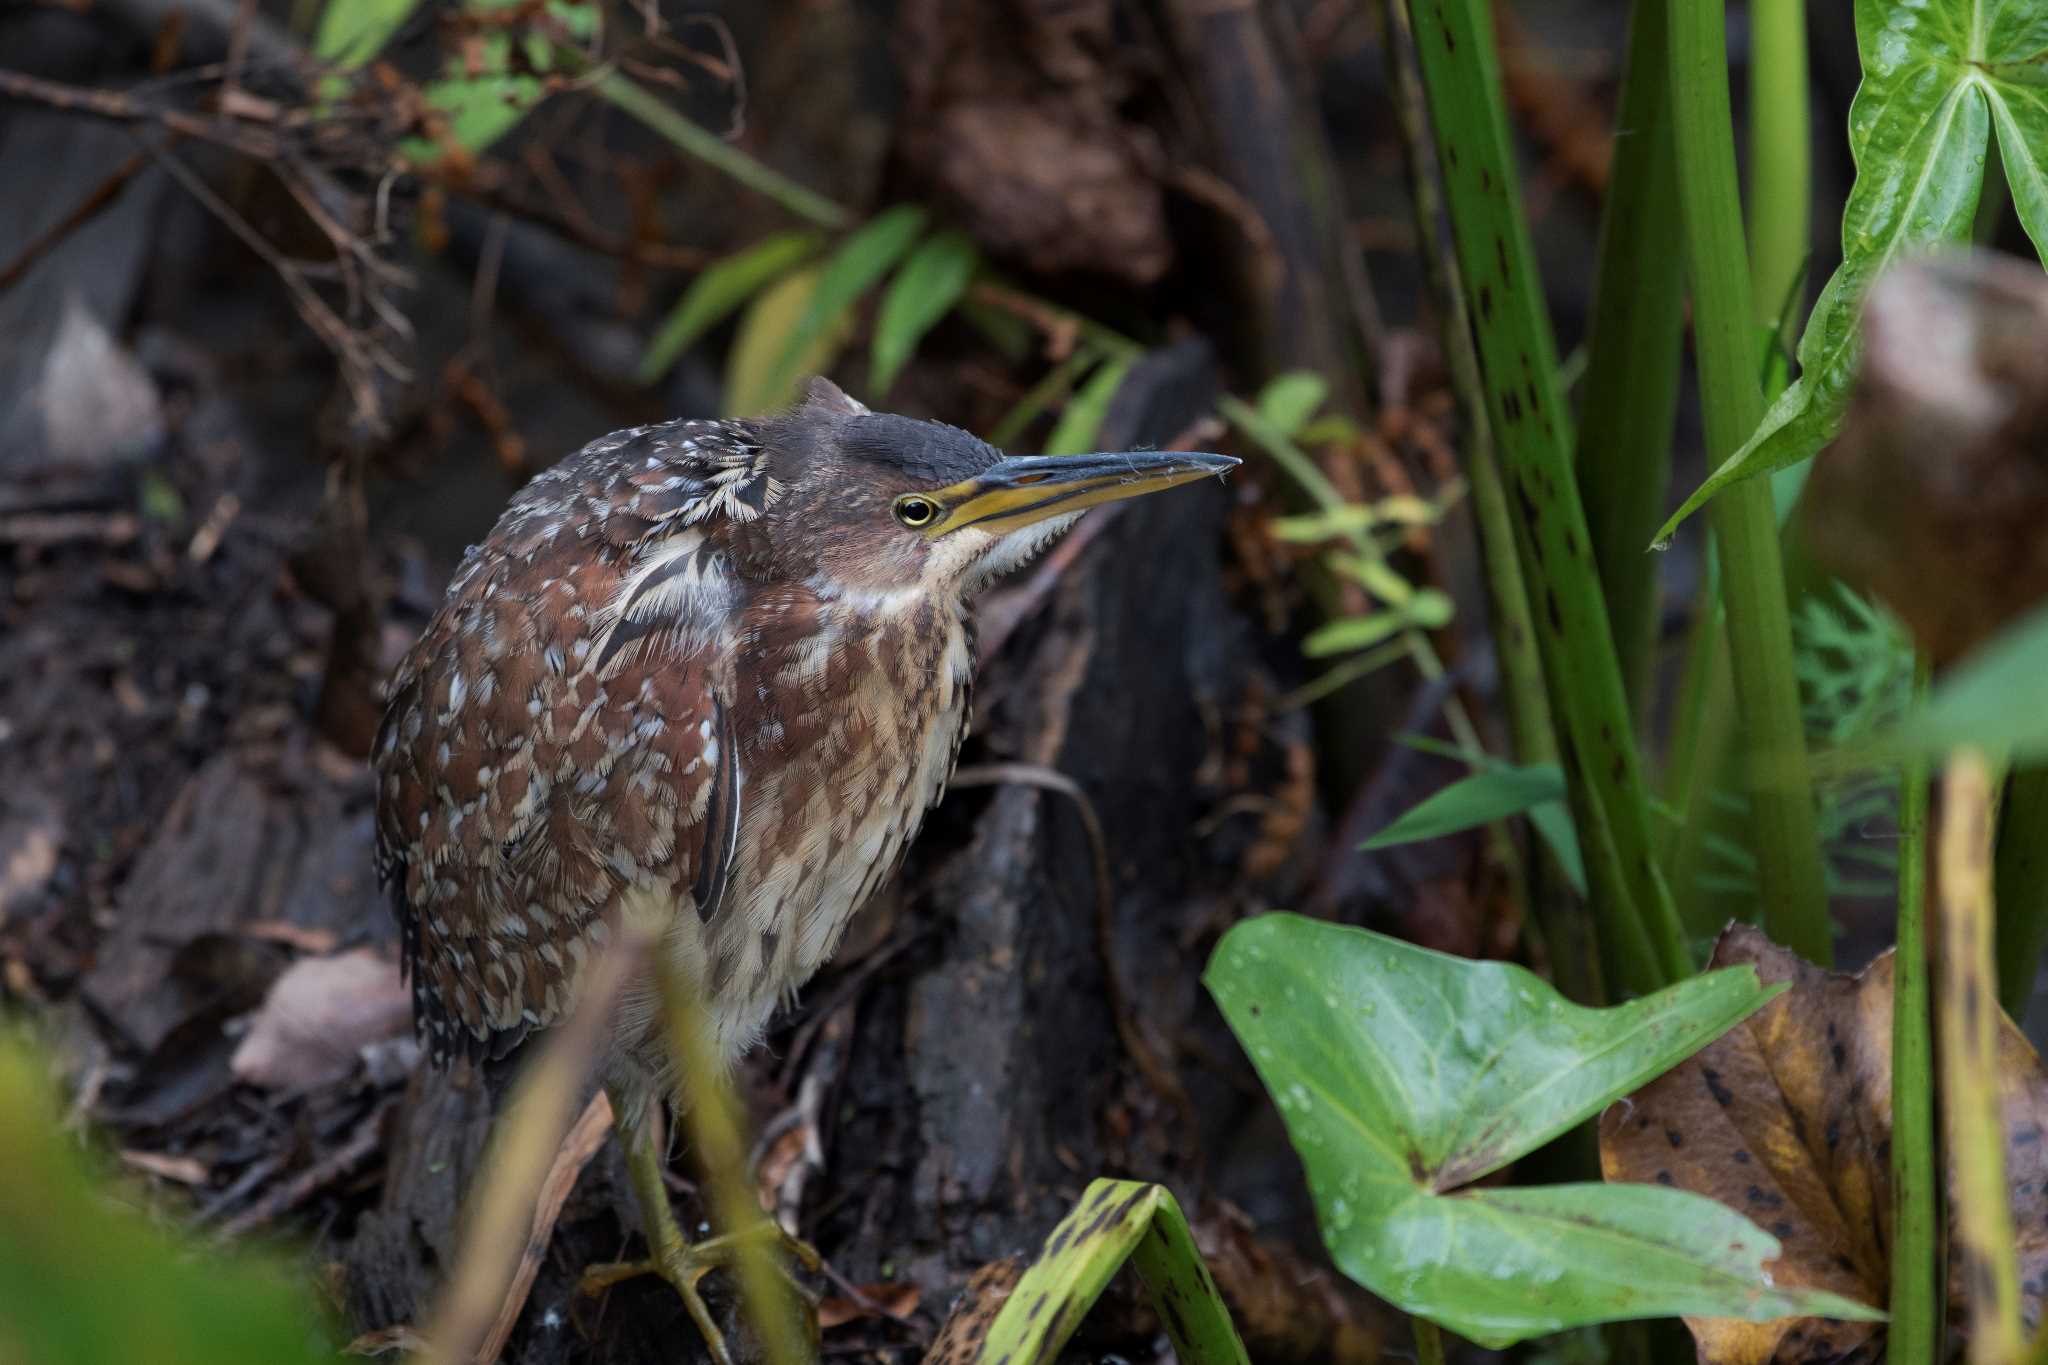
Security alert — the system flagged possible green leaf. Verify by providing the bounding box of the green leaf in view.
[639,233,821,385]
[1405,588,1455,629]
[1254,371,1328,440]
[1302,613,1405,658]
[1268,496,1441,542]
[767,206,929,402]
[1857,600,2048,762]
[867,231,978,398]
[1042,354,1131,456]
[0,1034,336,1363]
[1656,0,2022,541]
[1363,763,1565,849]
[980,1179,1249,1365]
[1986,54,2048,259]
[1205,915,1879,1346]
[312,0,423,66]
[723,266,852,417]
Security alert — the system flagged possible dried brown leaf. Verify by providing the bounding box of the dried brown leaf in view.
[816,1282,919,1329]
[1600,924,2048,1362]
[229,948,409,1089]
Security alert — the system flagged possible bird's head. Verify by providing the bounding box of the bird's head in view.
[756,378,1239,599]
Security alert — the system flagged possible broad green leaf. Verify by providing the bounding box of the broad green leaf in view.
[638,233,821,385]
[980,1180,1249,1365]
[1205,915,1879,1345]
[1042,354,1131,456]
[1656,0,2037,541]
[1852,601,2048,762]
[1363,763,1565,849]
[1254,371,1328,440]
[1987,57,2048,259]
[0,1034,336,1363]
[313,0,423,66]
[1383,1185,1884,1346]
[767,206,928,400]
[723,266,851,417]
[868,231,978,397]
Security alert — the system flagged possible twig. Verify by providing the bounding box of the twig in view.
[421,917,655,1365]
[0,151,148,294]
[218,1101,389,1238]
[0,68,282,159]
[476,1092,615,1365]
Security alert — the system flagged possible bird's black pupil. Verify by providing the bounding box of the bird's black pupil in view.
[899,499,932,525]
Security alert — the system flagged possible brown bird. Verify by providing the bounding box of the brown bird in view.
[372,377,1236,1358]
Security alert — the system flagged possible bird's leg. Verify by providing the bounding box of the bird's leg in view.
[580,1095,822,1364]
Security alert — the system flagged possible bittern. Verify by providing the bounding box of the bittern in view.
[372,377,1236,1359]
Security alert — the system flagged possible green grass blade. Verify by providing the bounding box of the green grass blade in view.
[593,72,851,231]
[767,205,929,403]
[868,230,978,397]
[979,1180,1249,1365]
[987,346,1101,450]
[1404,0,1687,994]
[1362,762,1564,848]
[722,266,853,417]
[1746,0,1812,324]
[1667,0,1832,963]
[1042,353,1131,455]
[1890,657,1939,1363]
[1572,0,1684,711]
[638,232,821,385]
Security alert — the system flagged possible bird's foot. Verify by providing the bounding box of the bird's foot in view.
[579,1221,822,1365]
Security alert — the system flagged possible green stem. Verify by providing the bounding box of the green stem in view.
[593,73,852,231]
[1995,767,2048,1015]
[1406,0,1688,993]
[1573,0,1685,713]
[1666,0,1833,965]
[1382,0,1554,774]
[1890,656,1938,1365]
[1413,1317,1446,1365]
[1381,0,1582,996]
[1219,395,1489,762]
[1744,0,1810,325]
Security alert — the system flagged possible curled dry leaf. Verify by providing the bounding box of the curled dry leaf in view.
[816,1282,920,1330]
[229,948,411,1090]
[1599,923,2048,1362]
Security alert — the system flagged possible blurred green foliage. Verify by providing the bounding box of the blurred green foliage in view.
[0,1034,335,1365]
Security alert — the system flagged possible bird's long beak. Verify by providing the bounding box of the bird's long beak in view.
[923,450,1241,539]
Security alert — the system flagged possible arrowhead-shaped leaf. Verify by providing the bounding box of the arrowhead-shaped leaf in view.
[1205,915,1880,1345]
[1655,0,2027,541]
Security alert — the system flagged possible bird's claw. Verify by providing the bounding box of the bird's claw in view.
[579,1222,822,1365]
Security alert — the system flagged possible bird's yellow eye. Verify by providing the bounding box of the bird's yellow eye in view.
[894,496,938,528]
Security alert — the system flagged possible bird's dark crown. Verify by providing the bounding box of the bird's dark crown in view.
[766,377,1001,488]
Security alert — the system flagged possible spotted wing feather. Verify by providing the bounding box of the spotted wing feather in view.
[372,419,761,1064]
